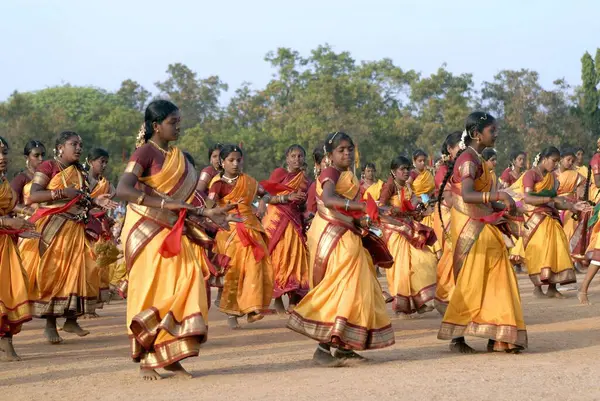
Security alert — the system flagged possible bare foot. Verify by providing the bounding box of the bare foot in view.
[81,312,100,320]
[449,340,476,354]
[333,348,368,364]
[273,297,286,314]
[396,312,413,320]
[139,368,163,381]
[247,311,264,324]
[578,291,591,305]
[546,288,565,299]
[163,361,193,379]
[313,346,345,367]
[44,320,63,344]
[533,287,545,299]
[62,319,90,337]
[214,289,223,308]
[227,316,241,330]
[0,337,21,362]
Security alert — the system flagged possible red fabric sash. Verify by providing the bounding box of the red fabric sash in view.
[236,221,265,262]
[29,195,82,224]
[159,209,187,258]
[259,180,295,195]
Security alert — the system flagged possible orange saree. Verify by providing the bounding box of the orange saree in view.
[0,178,32,337]
[287,167,394,350]
[262,168,310,299]
[23,161,99,317]
[210,174,274,317]
[438,149,527,351]
[122,144,209,369]
[432,164,454,314]
[556,169,589,262]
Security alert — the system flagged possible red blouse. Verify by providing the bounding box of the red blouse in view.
[10,171,31,204]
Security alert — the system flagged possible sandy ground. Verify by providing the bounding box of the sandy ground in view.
[2,275,600,401]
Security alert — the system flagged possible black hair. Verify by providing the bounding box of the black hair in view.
[539,146,560,161]
[183,151,196,168]
[324,132,354,153]
[438,111,496,231]
[576,147,585,154]
[143,100,179,143]
[560,147,576,159]
[55,131,80,154]
[440,131,462,158]
[313,143,325,164]
[0,136,9,150]
[362,162,377,171]
[390,156,411,171]
[88,148,109,162]
[285,144,306,158]
[219,144,244,160]
[482,148,497,161]
[24,140,45,156]
[509,150,526,168]
[412,149,428,160]
[208,143,223,160]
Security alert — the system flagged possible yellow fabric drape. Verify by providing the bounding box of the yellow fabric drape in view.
[411,170,435,196]
[213,174,273,316]
[384,185,436,314]
[433,201,453,314]
[287,171,395,350]
[0,179,32,336]
[362,179,384,201]
[438,153,527,350]
[122,147,209,369]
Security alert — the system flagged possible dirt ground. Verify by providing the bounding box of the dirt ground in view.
[2,275,600,401]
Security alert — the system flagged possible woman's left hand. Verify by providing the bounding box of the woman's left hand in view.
[95,193,118,210]
[203,204,241,229]
[573,201,592,213]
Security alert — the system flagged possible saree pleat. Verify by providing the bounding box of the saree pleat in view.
[0,179,32,336]
[24,165,98,317]
[287,171,394,350]
[438,151,527,349]
[213,174,273,316]
[123,146,208,369]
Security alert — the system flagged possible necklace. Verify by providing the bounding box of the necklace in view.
[468,146,483,157]
[148,140,170,155]
[221,174,240,184]
[54,156,84,191]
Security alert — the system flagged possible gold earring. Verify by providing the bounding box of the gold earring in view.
[58,149,63,157]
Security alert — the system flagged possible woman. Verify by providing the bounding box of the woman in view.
[10,140,46,212]
[482,148,498,190]
[359,162,384,201]
[0,136,37,361]
[433,131,461,315]
[555,148,587,271]
[305,144,326,222]
[288,132,394,366]
[408,149,438,256]
[575,147,588,178]
[208,144,274,329]
[116,100,236,380]
[517,147,585,298]
[379,156,437,318]
[23,131,116,344]
[86,148,117,313]
[499,150,526,189]
[437,111,527,353]
[197,143,223,197]
[262,144,310,313]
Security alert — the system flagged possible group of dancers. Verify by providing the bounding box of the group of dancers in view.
[1,101,599,378]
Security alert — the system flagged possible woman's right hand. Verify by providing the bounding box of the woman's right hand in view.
[288,192,306,202]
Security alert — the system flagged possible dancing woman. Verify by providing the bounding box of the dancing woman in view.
[208,144,274,329]
[580,140,600,304]
[433,131,461,314]
[517,147,585,298]
[23,131,116,344]
[10,140,46,212]
[574,147,588,178]
[379,156,437,318]
[499,150,526,189]
[482,148,498,190]
[0,137,37,361]
[262,145,310,313]
[359,162,384,201]
[288,132,394,366]
[196,143,223,197]
[305,144,326,221]
[117,100,235,380]
[437,111,527,353]
[408,149,438,256]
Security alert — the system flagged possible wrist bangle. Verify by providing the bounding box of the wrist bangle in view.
[136,192,146,205]
[198,206,205,217]
[160,199,165,209]
[0,216,5,228]
[344,199,350,211]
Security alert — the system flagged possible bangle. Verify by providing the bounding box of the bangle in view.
[136,192,146,205]
[197,207,205,217]
[344,199,350,211]
[160,199,165,209]
[482,192,489,203]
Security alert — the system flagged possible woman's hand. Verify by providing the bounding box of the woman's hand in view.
[573,201,592,213]
[499,191,517,215]
[203,204,242,229]
[164,200,195,212]
[19,230,41,239]
[256,201,267,220]
[63,187,83,200]
[287,192,306,202]
[94,193,118,210]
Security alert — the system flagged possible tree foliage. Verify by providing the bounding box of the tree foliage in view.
[0,45,597,181]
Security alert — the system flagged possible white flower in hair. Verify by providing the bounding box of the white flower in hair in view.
[532,153,541,167]
[458,129,468,150]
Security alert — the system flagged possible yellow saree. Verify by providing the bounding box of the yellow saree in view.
[0,179,32,336]
[89,176,114,305]
[433,192,454,314]
[23,162,98,317]
[212,174,274,316]
[557,170,588,261]
[519,170,575,286]
[287,169,394,350]
[362,179,384,201]
[382,184,436,314]
[122,145,208,369]
[438,150,527,350]
[411,169,439,254]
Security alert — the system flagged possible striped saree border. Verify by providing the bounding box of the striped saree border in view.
[391,284,436,314]
[438,321,528,349]
[529,267,576,287]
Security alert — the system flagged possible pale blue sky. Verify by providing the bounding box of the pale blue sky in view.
[2,0,599,101]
